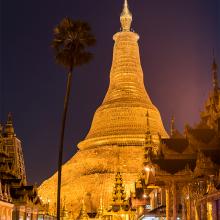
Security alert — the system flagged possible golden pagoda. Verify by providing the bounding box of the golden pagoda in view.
[78,0,168,150]
[38,0,168,216]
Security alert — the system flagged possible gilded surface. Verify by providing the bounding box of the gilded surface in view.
[39,2,168,214]
[39,146,144,214]
[78,31,168,150]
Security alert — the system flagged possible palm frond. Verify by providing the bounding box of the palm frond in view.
[52,17,96,70]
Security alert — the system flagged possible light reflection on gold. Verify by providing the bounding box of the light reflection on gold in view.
[38,0,168,214]
[207,202,213,220]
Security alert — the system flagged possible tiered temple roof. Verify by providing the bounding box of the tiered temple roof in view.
[0,113,42,217]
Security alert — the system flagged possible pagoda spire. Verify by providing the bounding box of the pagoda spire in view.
[3,184,8,201]
[212,57,219,91]
[79,199,89,220]
[120,0,132,31]
[5,112,15,137]
[170,115,175,136]
[7,112,13,123]
[143,112,153,167]
[145,111,152,145]
[0,123,3,137]
[111,172,128,210]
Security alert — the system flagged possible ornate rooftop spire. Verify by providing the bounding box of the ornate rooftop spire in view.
[170,115,175,136]
[5,112,14,137]
[112,172,127,209]
[143,112,153,167]
[0,124,3,137]
[200,57,219,128]
[78,200,89,220]
[120,0,132,31]
[7,112,13,123]
[212,57,219,91]
[145,111,152,145]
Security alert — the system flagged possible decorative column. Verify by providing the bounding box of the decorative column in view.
[194,200,199,220]
[172,182,177,220]
[186,185,191,220]
[212,200,217,220]
[201,201,207,220]
[0,180,3,199]
[207,201,213,220]
[217,200,220,220]
[0,207,2,219]
[181,197,186,220]
[9,209,13,220]
[166,186,171,220]
[181,185,188,220]
[2,208,5,220]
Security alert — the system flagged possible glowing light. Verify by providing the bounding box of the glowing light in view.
[38,0,169,213]
[144,167,151,172]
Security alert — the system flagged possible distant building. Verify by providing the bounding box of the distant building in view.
[60,33,220,220]
[0,186,14,220]
[133,59,220,220]
[0,113,53,219]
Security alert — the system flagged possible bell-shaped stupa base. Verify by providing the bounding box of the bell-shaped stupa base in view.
[38,146,144,215]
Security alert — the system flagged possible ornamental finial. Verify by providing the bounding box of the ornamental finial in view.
[5,112,14,137]
[171,115,175,136]
[212,49,218,91]
[120,0,132,31]
[145,111,152,145]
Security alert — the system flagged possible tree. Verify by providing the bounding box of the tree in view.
[52,17,96,219]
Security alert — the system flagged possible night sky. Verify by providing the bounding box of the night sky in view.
[1,0,219,185]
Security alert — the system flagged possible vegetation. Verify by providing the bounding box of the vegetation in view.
[52,17,96,219]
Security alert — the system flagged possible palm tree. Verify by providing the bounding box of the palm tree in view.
[52,17,96,219]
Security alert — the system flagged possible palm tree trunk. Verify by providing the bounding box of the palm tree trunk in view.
[57,70,73,220]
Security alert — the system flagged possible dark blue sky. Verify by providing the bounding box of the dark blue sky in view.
[1,0,219,185]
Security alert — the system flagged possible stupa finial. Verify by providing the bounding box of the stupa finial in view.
[7,112,13,124]
[120,0,132,31]
[5,112,14,137]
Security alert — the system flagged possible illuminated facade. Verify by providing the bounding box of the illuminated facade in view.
[39,0,168,216]
[0,176,14,220]
[0,113,43,219]
[0,199,14,220]
[132,60,220,220]
[77,172,136,220]
[0,113,26,185]
[38,1,220,219]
